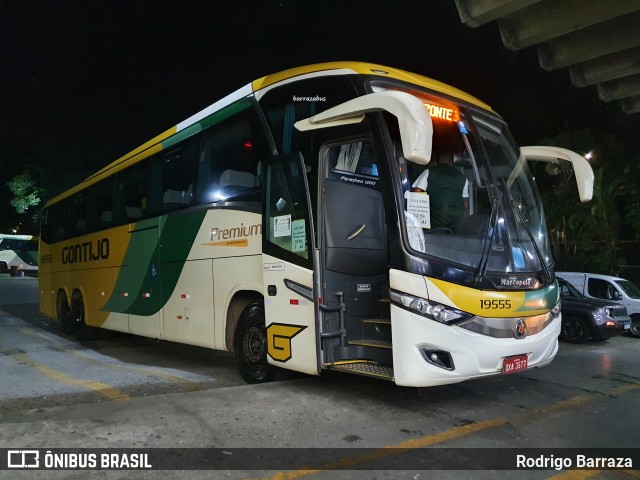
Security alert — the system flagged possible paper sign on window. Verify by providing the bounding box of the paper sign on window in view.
[274,215,292,237]
[407,192,431,229]
[291,219,306,252]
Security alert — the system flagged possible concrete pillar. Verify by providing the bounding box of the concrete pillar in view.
[597,74,640,102]
[570,47,640,87]
[537,11,640,70]
[499,0,639,50]
[454,0,539,27]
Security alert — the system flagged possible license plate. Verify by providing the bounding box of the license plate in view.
[502,354,528,374]
[624,324,630,330]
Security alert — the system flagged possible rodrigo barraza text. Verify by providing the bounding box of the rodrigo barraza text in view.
[516,454,632,470]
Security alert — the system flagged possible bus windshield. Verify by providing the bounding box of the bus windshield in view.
[395,92,551,277]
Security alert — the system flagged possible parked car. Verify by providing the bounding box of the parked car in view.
[557,278,631,343]
[556,272,640,338]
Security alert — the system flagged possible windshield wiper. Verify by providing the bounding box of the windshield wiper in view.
[473,197,499,285]
[503,182,552,284]
[473,185,552,286]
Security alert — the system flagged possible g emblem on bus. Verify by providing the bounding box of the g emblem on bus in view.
[514,319,527,339]
[266,323,306,362]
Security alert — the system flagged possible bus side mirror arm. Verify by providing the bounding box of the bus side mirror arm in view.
[294,91,433,165]
[521,146,594,203]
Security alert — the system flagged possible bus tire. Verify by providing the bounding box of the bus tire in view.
[234,302,276,384]
[560,316,590,343]
[72,295,99,341]
[57,291,76,335]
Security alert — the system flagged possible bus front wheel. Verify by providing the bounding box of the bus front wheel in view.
[234,302,276,384]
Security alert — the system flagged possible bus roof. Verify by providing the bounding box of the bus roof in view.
[252,61,493,111]
[0,234,34,241]
[45,61,494,207]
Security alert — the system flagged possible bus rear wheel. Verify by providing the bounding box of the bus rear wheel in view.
[235,302,276,384]
[71,294,99,341]
[57,291,76,335]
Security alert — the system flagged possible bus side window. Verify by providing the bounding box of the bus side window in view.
[157,138,198,212]
[115,159,151,223]
[93,177,116,231]
[196,104,269,204]
[73,194,88,236]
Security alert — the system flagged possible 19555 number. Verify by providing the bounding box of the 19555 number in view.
[480,299,512,309]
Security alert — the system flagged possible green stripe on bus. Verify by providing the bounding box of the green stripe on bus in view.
[517,281,559,312]
[16,250,38,266]
[161,123,202,149]
[160,98,252,151]
[101,210,207,316]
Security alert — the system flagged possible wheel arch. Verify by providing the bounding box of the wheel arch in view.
[225,290,263,352]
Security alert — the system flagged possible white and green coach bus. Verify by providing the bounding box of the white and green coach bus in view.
[0,234,38,273]
[39,62,594,386]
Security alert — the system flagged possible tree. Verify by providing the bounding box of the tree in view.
[6,171,41,214]
[536,129,633,275]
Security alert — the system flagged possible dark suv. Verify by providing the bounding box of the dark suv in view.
[558,278,631,343]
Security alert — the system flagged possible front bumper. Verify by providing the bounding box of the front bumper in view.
[391,305,561,387]
[595,317,631,339]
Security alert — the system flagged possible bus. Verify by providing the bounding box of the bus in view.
[0,234,38,274]
[39,62,594,386]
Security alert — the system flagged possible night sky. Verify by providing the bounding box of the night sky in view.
[1,0,638,226]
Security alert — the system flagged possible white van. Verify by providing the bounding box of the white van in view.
[556,272,640,337]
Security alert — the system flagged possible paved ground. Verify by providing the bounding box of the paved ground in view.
[0,274,639,479]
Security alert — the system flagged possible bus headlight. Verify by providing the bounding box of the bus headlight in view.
[389,289,471,325]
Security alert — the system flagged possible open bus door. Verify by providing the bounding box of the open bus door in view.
[261,152,321,376]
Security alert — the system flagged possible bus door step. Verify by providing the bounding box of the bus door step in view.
[347,338,392,349]
[361,319,391,341]
[325,360,394,381]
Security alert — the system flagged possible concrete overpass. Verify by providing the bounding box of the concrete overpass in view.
[454,0,640,114]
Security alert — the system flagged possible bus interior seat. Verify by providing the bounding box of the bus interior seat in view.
[220,169,257,196]
[75,219,87,234]
[126,206,143,220]
[99,211,113,226]
[453,151,472,167]
[456,213,489,235]
[163,186,192,208]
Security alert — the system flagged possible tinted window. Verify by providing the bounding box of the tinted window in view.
[259,75,359,159]
[587,278,617,300]
[115,159,150,222]
[197,104,270,203]
[156,138,198,212]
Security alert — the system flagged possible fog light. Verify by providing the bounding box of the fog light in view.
[419,347,455,371]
